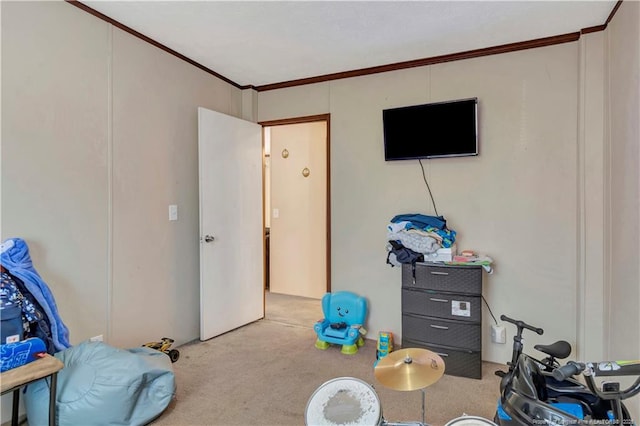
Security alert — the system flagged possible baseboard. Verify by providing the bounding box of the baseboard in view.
[1,413,27,426]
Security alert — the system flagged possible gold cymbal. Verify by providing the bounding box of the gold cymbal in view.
[374,348,445,391]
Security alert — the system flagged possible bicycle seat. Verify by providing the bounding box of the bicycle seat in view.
[534,340,571,359]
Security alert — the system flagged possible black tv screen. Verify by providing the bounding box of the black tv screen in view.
[383,97,478,160]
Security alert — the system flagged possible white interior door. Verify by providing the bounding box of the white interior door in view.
[198,107,263,341]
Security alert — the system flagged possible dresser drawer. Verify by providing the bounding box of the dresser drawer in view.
[402,338,482,379]
[402,313,481,350]
[402,263,482,294]
[402,288,480,322]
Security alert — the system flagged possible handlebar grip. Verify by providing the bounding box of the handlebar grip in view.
[500,315,544,335]
[553,361,585,381]
[589,360,640,377]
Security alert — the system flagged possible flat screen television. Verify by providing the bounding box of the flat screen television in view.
[383,97,478,160]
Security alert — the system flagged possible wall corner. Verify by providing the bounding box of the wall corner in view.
[241,88,259,123]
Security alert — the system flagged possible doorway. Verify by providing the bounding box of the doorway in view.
[261,114,331,302]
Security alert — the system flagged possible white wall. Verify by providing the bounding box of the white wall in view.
[1,2,242,421]
[2,0,110,347]
[607,0,639,359]
[606,0,640,419]
[109,22,241,348]
[2,0,242,347]
[259,44,581,365]
[577,29,608,363]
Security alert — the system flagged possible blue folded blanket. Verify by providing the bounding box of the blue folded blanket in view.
[1,238,71,352]
[391,213,447,230]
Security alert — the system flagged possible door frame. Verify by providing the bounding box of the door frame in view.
[259,114,331,294]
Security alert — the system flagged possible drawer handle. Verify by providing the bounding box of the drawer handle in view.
[430,271,449,276]
[430,324,449,330]
[429,298,449,303]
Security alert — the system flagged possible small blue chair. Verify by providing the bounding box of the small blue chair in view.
[314,291,367,355]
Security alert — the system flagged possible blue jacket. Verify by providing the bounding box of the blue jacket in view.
[1,238,71,352]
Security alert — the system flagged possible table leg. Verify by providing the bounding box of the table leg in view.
[11,389,19,426]
[49,372,58,426]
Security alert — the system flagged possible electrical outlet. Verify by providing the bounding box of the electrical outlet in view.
[90,334,103,342]
[491,325,506,344]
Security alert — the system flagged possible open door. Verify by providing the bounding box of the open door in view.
[198,107,263,341]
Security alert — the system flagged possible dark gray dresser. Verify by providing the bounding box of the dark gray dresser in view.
[401,262,483,379]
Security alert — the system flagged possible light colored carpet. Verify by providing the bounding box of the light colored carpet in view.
[264,291,324,328]
[151,292,503,426]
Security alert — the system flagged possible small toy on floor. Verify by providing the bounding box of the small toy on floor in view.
[314,291,368,355]
[373,331,393,367]
[142,337,180,363]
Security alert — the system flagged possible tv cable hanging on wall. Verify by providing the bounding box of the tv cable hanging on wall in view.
[418,159,439,217]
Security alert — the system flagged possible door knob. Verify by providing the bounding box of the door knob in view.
[203,235,215,243]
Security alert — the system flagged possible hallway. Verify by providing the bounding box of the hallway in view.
[264,291,322,329]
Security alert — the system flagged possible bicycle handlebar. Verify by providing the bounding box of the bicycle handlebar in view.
[553,360,640,403]
[500,315,544,335]
[589,360,640,377]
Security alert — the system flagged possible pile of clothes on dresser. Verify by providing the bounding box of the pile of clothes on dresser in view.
[386,213,457,267]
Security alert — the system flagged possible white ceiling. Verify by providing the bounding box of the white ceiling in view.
[83,1,617,88]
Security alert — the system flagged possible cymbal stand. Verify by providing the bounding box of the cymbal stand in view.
[381,388,429,426]
[421,387,426,425]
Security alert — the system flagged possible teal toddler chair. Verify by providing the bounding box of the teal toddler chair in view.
[313,291,367,355]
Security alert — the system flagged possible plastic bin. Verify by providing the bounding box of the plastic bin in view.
[1,301,23,344]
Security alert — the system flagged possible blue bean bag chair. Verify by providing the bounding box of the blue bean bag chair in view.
[24,341,176,426]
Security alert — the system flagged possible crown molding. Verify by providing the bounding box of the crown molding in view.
[66,0,244,89]
[67,0,624,93]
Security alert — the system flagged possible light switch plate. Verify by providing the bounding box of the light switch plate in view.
[169,205,178,221]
